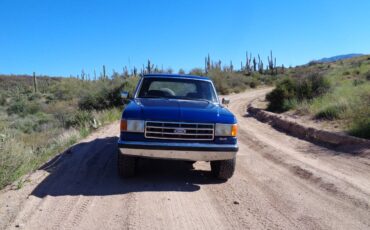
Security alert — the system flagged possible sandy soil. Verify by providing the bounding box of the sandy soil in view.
[1,88,370,230]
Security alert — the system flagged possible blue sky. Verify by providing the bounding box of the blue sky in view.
[1,0,369,76]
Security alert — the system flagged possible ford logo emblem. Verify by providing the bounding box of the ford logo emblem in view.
[174,128,186,134]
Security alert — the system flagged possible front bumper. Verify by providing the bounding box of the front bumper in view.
[118,140,238,161]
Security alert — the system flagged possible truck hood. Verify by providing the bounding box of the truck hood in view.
[122,98,236,124]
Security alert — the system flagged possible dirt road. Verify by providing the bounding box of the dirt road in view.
[1,88,370,230]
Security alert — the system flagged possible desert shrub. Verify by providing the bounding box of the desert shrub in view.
[267,73,330,112]
[94,108,122,125]
[78,84,121,110]
[282,99,298,111]
[314,103,347,120]
[308,73,331,96]
[295,77,313,100]
[249,79,258,88]
[208,69,255,94]
[0,94,6,106]
[189,68,204,76]
[342,71,350,75]
[13,118,38,133]
[7,98,42,116]
[28,92,43,101]
[49,79,81,100]
[349,118,370,139]
[44,93,55,102]
[365,71,370,81]
[295,73,330,100]
[348,92,370,138]
[7,99,26,115]
[212,76,230,94]
[26,101,42,114]
[266,77,297,112]
[353,79,365,86]
[352,69,360,75]
[65,110,94,128]
[10,112,53,133]
[78,77,138,110]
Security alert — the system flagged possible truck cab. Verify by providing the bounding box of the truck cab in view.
[118,74,238,180]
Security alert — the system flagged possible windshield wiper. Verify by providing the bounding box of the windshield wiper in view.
[141,96,169,99]
[181,97,211,103]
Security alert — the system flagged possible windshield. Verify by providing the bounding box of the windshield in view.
[137,77,218,102]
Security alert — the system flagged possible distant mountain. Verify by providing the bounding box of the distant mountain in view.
[316,54,364,63]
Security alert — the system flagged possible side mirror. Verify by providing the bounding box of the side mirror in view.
[121,91,129,103]
[221,97,230,106]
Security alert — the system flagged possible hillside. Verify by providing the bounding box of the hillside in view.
[266,55,370,139]
[316,53,364,63]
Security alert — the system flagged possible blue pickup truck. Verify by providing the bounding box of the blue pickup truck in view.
[118,74,238,180]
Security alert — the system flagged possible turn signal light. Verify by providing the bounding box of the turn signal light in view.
[231,124,238,137]
[120,119,127,131]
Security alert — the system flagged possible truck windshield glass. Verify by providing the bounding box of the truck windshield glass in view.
[138,78,218,102]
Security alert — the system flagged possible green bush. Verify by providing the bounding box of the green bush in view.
[266,73,330,112]
[365,70,370,81]
[7,99,41,116]
[78,77,138,110]
[10,112,53,133]
[7,99,26,115]
[348,92,370,138]
[349,118,370,139]
[14,118,38,133]
[266,77,297,112]
[0,94,6,106]
[353,69,360,75]
[307,73,331,97]
[65,110,94,128]
[282,99,298,111]
[353,79,365,86]
[249,80,257,88]
[314,103,347,120]
[78,84,121,110]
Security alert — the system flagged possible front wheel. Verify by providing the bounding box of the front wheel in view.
[210,157,236,180]
[117,151,136,178]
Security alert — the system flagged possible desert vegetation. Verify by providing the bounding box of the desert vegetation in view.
[0,73,139,189]
[189,52,282,94]
[266,55,370,139]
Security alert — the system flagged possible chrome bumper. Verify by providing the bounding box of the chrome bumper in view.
[118,140,238,161]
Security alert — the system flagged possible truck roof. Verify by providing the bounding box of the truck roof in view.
[143,73,211,81]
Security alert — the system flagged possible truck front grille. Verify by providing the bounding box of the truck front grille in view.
[145,121,214,141]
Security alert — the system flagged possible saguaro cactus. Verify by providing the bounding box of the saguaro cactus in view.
[81,69,85,81]
[253,58,257,72]
[246,52,252,73]
[33,72,38,93]
[267,50,277,75]
[146,59,154,73]
[205,54,211,73]
[102,65,106,79]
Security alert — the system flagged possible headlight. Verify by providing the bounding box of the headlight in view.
[215,123,238,137]
[120,119,145,132]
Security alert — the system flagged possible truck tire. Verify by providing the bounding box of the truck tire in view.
[210,157,236,180]
[117,151,136,178]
